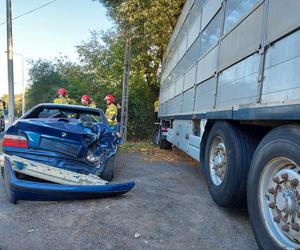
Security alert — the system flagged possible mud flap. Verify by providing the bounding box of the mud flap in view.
[3,157,135,204]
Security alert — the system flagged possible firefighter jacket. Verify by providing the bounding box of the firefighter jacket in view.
[88,102,96,108]
[53,97,76,105]
[53,97,70,104]
[154,100,159,113]
[105,103,118,126]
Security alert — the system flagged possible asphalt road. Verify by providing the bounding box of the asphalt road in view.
[0,153,258,250]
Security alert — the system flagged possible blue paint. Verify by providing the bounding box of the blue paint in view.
[14,161,25,170]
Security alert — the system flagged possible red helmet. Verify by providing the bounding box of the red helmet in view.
[104,94,115,103]
[81,95,91,105]
[57,88,67,97]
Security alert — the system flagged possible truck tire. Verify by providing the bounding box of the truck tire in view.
[204,121,258,208]
[100,155,116,182]
[151,128,159,144]
[159,138,171,150]
[0,119,4,132]
[247,125,300,250]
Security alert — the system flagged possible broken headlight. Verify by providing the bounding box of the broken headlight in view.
[86,150,101,164]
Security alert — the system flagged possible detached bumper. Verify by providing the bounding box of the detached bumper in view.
[3,157,135,204]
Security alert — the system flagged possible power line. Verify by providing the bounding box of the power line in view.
[0,0,58,26]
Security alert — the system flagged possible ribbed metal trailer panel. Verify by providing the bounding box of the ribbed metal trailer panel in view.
[159,0,300,119]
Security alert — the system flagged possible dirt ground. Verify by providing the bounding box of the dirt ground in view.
[0,146,258,250]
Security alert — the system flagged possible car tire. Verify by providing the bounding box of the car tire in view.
[247,125,300,250]
[101,155,116,182]
[204,121,258,208]
[3,160,17,204]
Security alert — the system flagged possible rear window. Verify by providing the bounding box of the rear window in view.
[25,106,106,124]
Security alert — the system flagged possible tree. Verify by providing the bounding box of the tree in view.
[26,59,65,109]
[76,30,154,139]
[96,0,185,93]
[25,0,188,140]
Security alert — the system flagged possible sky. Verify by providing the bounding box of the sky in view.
[0,0,113,96]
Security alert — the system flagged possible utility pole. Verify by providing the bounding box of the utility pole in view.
[17,53,25,115]
[120,37,131,142]
[6,0,15,125]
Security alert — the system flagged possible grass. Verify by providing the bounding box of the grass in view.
[119,140,156,153]
[119,140,198,167]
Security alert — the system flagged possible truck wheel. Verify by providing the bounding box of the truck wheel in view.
[204,121,258,208]
[101,155,116,182]
[159,138,171,150]
[248,125,300,249]
[151,128,159,144]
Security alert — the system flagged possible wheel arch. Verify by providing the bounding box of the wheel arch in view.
[199,119,217,175]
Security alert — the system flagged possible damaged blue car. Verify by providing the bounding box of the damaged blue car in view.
[1,103,134,203]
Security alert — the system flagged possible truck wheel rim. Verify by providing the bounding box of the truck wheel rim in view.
[259,157,300,248]
[209,136,227,186]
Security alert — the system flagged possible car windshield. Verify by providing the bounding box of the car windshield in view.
[24,106,106,124]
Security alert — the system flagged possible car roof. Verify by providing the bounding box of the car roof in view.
[22,103,105,119]
[34,103,103,113]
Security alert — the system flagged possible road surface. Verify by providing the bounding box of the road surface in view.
[0,152,258,250]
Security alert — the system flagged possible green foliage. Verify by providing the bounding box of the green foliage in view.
[96,0,185,93]
[127,74,154,139]
[25,1,186,139]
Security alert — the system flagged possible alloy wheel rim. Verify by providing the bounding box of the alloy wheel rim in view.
[209,136,227,186]
[259,157,300,248]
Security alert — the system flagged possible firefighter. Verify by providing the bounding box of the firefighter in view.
[53,88,70,104]
[81,95,96,108]
[104,94,117,126]
[0,99,4,118]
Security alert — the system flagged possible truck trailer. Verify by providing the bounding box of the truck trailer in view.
[158,0,300,249]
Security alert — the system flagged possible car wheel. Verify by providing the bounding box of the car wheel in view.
[204,121,258,208]
[3,160,17,204]
[101,155,116,182]
[248,125,300,249]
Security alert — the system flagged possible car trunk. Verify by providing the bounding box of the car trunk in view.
[17,118,97,158]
